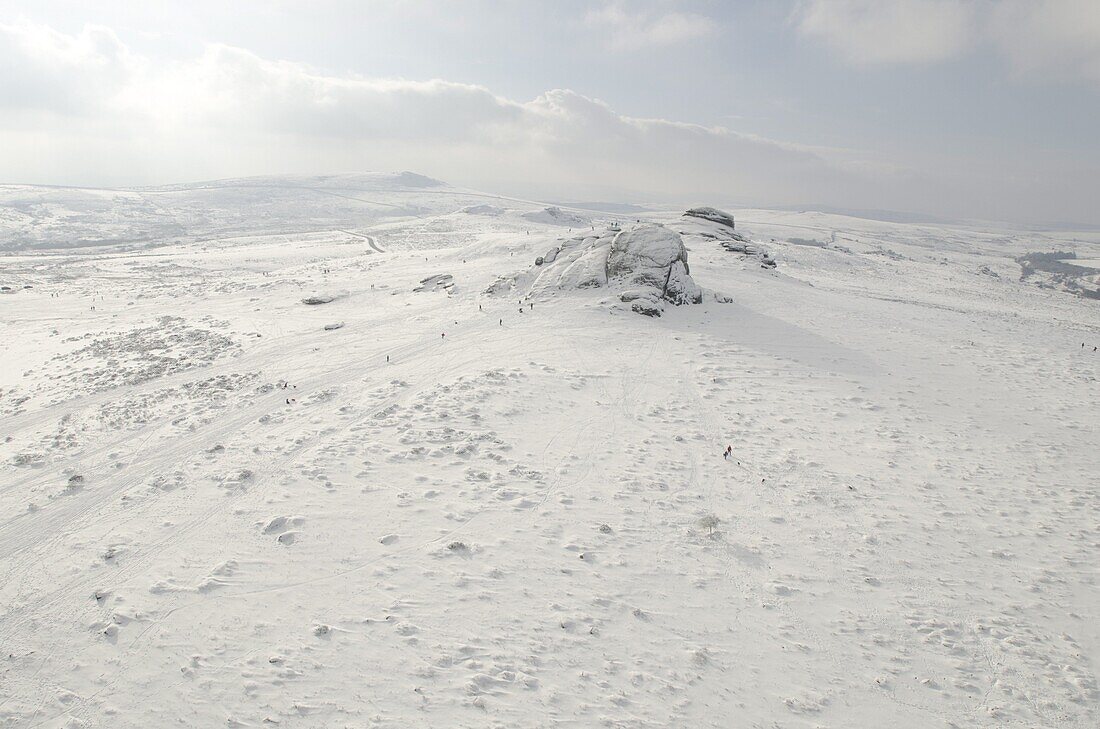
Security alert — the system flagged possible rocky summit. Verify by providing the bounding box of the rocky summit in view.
[516,223,704,316]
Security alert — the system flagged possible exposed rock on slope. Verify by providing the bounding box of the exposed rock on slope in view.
[414,274,454,293]
[606,225,702,307]
[1016,251,1100,300]
[498,223,705,316]
[684,207,737,229]
[301,291,346,305]
[679,206,775,268]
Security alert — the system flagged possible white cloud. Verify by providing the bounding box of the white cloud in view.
[584,2,715,51]
[0,20,879,208]
[988,0,1100,83]
[3,19,1093,223]
[794,0,1100,86]
[793,0,975,65]
[0,22,133,115]
[151,44,525,142]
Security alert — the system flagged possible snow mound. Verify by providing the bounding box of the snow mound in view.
[515,223,703,316]
[388,171,445,188]
[462,204,506,216]
[522,206,589,227]
[684,207,736,229]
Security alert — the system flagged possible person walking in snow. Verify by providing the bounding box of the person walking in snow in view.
[723,445,733,460]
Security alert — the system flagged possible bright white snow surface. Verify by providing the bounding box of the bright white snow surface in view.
[1,176,1099,728]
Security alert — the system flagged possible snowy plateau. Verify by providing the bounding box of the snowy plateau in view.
[0,173,1098,728]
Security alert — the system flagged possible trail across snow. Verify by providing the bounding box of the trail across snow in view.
[0,184,1098,728]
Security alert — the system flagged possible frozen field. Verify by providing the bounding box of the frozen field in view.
[1,176,1098,728]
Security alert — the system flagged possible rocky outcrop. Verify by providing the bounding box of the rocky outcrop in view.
[605,225,702,306]
[1016,251,1100,300]
[679,207,775,269]
[413,274,454,293]
[301,291,346,305]
[684,207,736,229]
[514,223,704,316]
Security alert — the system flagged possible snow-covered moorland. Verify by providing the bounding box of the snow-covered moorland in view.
[1,174,1098,727]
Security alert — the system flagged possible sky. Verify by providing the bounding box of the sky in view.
[1,0,1099,225]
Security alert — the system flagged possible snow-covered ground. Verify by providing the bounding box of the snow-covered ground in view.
[1,176,1098,728]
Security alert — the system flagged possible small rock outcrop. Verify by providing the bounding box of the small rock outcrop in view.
[684,207,736,229]
[679,207,774,269]
[301,291,346,305]
[413,274,454,293]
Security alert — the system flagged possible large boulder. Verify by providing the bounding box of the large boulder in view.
[606,225,702,305]
[504,223,704,316]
